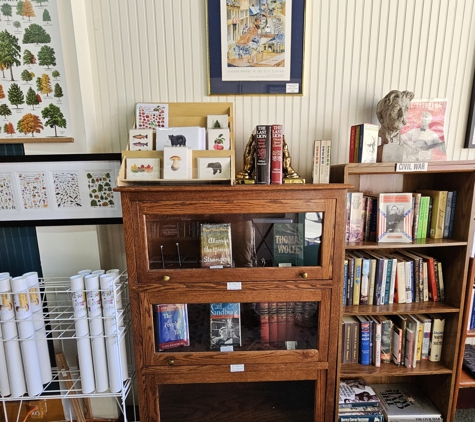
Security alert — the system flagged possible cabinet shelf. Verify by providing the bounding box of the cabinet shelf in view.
[459,369,475,388]
[346,238,468,249]
[343,302,459,316]
[340,360,452,377]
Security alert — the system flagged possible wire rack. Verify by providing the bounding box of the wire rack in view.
[0,273,137,421]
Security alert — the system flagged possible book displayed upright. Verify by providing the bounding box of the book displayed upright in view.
[156,304,190,351]
[358,123,379,163]
[372,383,442,422]
[273,223,304,267]
[270,124,283,184]
[254,125,271,184]
[312,140,321,184]
[200,223,232,268]
[416,190,448,239]
[428,314,445,362]
[377,193,413,243]
[319,140,332,183]
[210,302,241,349]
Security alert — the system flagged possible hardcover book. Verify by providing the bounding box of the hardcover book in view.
[376,315,393,364]
[312,140,321,184]
[255,125,271,184]
[416,190,448,239]
[270,124,283,184]
[342,316,359,363]
[339,379,380,408]
[319,139,332,183]
[372,383,442,421]
[348,192,365,242]
[210,302,241,349]
[356,315,371,365]
[259,302,270,343]
[377,193,413,243]
[273,223,304,267]
[200,223,232,268]
[358,123,379,163]
[428,314,445,362]
[156,303,190,351]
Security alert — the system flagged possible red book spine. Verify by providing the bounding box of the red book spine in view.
[277,302,287,341]
[270,124,283,184]
[349,125,356,163]
[259,302,270,342]
[269,302,278,342]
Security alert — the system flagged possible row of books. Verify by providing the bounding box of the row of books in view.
[341,313,445,367]
[312,139,331,183]
[346,189,457,243]
[156,302,242,352]
[348,123,379,164]
[339,378,442,421]
[343,250,445,307]
[254,124,284,184]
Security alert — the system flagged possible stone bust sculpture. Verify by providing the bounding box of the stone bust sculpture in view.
[376,90,414,145]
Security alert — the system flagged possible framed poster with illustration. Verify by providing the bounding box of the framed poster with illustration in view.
[0,154,122,226]
[206,0,305,95]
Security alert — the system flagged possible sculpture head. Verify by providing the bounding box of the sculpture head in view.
[376,90,414,144]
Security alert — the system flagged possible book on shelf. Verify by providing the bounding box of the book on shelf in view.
[312,140,321,184]
[269,302,278,342]
[156,303,190,351]
[355,253,371,305]
[348,192,365,242]
[286,302,296,341]
[259,302,270,343]
[360,252,377,306]
[363,195,377,241]
[406,314,422,365]
[436,261,445,301]
[349,253,363,306]
[416,195,431,239]
[338,410,384,422]
[397,250,424,303]
[387,254,406,304]
[428,314,445,362]
[343,259,348,306]
[273,223,304,267]
[319,139,332,184]
[417,190,448,239]
[393,252,415,304]
[270,124,283,184]
[353,125,361,163]
[349,125,357,163]
[254,125,271,184]
[356,315,371,365]
[426,196,434,238]
[448,190,457,238]
[390,314,408,365]
[433,258,441,301]
[443,191,453,238]
[210,302,241,350]
[462,343,475,377]
[341,318,350,364]
[372,383,443,422]
[375,315,393,364]
[277,302,287,341]
[346,253,355,306]
[363,250,387,306]
[415,314,432,360]
[358,123,379,163]
[404,327,415,369]
[412,193,421,240]
[342,316,360,363]
[339,379,380,408]
[368,315,382,367]
[200,223,232,268]
[377,193,413,243]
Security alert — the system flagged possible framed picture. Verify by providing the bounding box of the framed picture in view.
[465,71,475,148]
[0,154,122,226]
[206,0,305,95]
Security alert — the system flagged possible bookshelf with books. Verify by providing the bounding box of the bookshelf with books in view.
[331,161,475,422]
[116,184,349,422]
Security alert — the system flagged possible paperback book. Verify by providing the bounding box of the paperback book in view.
[156,304,190,351]
[210,302,241,349]
[339,379,380,408]
[372,383,442,421]
[200,223,233,268]
[377,193,413,243]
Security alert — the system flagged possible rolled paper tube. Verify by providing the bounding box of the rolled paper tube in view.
[70,274,95,394]
[0,272,10,279]
[100,274,127,390]
[23,271,52,384]
[91,270,105,275]
[11,276,43,396]
[106,269,123,312]
[77,269,92,276]
[0,277,27,397]
[0,324,11,397]
[84,273,109,393]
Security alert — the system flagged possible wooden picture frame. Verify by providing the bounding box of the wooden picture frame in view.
[465,71,475,148]
[206,0,305,95]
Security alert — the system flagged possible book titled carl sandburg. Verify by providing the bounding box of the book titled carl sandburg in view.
[200,223,232,268]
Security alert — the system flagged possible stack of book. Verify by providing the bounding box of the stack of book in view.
[341,314,445,367]
[345,189,457,243]
[349,123,379,164]
[343,250,445,307]
[338,378,384,421]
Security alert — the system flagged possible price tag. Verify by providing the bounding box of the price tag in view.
[286,83,299,93]
[230,364,244,372]
[227,282,242,290]
[220,346,234,352]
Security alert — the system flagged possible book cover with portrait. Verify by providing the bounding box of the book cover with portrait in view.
[377,193,414,243]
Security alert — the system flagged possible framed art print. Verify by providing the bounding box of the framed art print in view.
[206,0,305,95]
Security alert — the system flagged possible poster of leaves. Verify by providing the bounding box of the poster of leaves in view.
[0,0,72,140]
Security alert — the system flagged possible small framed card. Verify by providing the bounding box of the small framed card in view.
[126,158,160,180]
[207,114,229,129]
[129,129,153,150]
[197,157,231,179]
[135,103,168,129]
[207,128,230,150]
[156,127,206,150]
[163,147,192,180]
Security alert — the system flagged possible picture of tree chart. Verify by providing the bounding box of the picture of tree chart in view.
[0,0,72,140]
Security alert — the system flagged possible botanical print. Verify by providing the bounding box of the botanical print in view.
[18,172,48,209]
[221,0,292,82]
[135,103,168,129]
[0,0,71,139]
[52,172,81,208]
[86,171,115,208]
[0,173,16,210]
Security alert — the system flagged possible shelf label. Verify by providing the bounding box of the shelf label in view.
[220,346,234,352]
[396,162,428,172]
[230,364,244,372]
[227,282,242,290]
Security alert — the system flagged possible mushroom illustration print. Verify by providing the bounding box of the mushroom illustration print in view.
[170,155,181,171]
